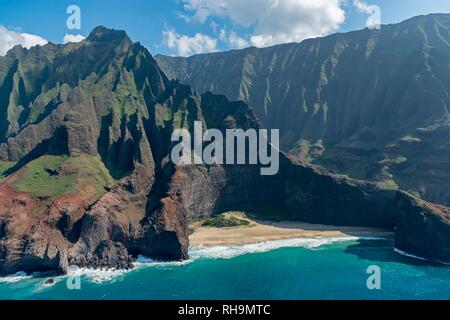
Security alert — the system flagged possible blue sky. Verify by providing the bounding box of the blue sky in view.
[0,0,449,56]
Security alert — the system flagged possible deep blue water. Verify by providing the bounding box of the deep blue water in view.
[1,238,450,300]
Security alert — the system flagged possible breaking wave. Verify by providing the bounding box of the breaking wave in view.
[188,236,378,260]
[66,267,130,284]
[0,236,386,284]
[393,248,450,266]
[393,248,428,261]
[0,271,32,283]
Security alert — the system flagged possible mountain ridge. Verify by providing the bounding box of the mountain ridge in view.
[156,13,450,59]
[156,13,450,206]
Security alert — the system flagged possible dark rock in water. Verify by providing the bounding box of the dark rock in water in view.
[45,279,55,286]
[0,22,449,276]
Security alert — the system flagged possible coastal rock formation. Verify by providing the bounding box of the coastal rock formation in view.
[395,192,450,262]
[0,25,449,275]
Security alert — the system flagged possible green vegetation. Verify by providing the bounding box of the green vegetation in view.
[0,161,16,181]
[393,156,408,164]
[12,154,115,210]
[13,155,73,200]
[155,104,173,127]
[202,212,251,228]
[173,109,189,130]
[26,86,60,124]
[376,179,399,190]
[289,139,325,163]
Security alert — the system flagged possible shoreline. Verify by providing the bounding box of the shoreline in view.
[3,229,446,284]
[190,220,394,247]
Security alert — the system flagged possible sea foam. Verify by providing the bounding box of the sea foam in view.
[393,248,428,261]
[0,271,32,283]
[393,247,450,266]
[188,236,381,260]
[134,255,193,267]
[0,236,386,284]
[67,267,130,283]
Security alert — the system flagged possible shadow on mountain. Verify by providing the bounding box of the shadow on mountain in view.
[343,239,444,267]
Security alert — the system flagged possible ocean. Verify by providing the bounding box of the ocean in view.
[1,237,450,300]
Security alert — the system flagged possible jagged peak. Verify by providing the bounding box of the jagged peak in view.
[5,44,27,57]
[87,25,132,45]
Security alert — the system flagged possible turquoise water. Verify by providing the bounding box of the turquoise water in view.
[1,238,450,300]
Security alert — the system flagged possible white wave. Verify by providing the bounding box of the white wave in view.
[57,257,193,283]
[393,248,428,261]
[134,236,374,266]
[67,266,130,284]
[394,248,450,266]
[133,255,193,268]
[0,237,387,284]
[189,236,381,260]
[0,271,32,283]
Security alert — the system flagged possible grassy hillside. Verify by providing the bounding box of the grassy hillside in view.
[0,161,15,181]
[12,154,116,211]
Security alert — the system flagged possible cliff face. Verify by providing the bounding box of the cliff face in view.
[395,192,450,262]
[156,14,450,207]
[0,27,163,273]
[0,26,449,275]
[162,158,398,229]
[154,152,450,265]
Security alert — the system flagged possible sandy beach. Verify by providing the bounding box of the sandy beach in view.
[190,219,394,246]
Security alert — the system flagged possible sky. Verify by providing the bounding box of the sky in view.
[0,0,449,57]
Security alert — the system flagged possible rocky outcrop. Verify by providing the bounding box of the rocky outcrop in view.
[395,192,450,262]
[0,170,83,274]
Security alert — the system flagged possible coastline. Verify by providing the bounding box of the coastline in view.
[190,219,394,247]
[2,222,444,286]
[0,217,396,283]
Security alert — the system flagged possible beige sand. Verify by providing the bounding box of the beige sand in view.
[190,220,393,246]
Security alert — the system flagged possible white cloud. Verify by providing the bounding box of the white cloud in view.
[182,0,346,47]
[63,33,85,44]
[353,0,371,13]
[219,29,249,49]
[183,0,268,25]
[163,27,218,56]
[0,25,48,56]
[352,0,381,29]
